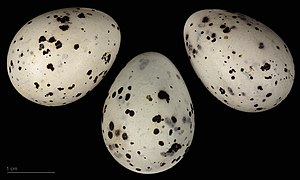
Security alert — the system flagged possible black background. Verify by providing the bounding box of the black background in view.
[1,0,298,178]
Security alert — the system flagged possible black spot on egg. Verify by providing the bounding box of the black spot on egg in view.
[158,141,164,146]
[47,63,54,71]
[266,93,272,97]
[260,63,271,71]
[219,87,225,94]
[87,69,92,75]
[125,109,135,117]
[158,90,170,103]
[59,25,69,31]
[48,36,56,43]
[153,128,159,135]
[56,15,70,23]
[125,93,131,101]
[122,133,128,140]
[45,92,53,97]
[118,87,123,94]
[68,84,75,90]
[146,95,153,101]
[55,41,62,49]
[101,52,111,64]
[259,42,264,49]
[109,121,114,131]
[202,16,209,23]
[77,12,85,18]
[34,82,39,89]
[39,36,46,43]
[43,49,50,55]
[152,115,162,123]
[74,44,79,50]
[108,131,113,139]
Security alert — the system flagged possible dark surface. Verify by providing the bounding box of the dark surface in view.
[1,0,298,178]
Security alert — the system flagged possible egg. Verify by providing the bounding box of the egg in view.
[101,52,194,174]
[7,7,121,106]
[184,9,295,112]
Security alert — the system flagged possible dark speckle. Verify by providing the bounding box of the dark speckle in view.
[39,44,45,50]
[59,25,69,31]
[185,34,189,40]
[266,93,272,97]
[118,87,123,94]
[34,82,39,89]
[135,168,141,171]
[39,36,46,43]
[223,27,230,33]
[74,44,79,50]
[43,49,50,55]
[152,115,162,123]
[115,129,120,136]
[122,133,128,140]
[108,131,113,139]
[75,93,82,97]
[125,93,131,101]
[171,116,177,123]
[125,153,131,159]
[169,129,173,136]
[56,15,70,23]
[78,12,85,18]
[139,58,149,70]
[109,121,114,131]
[153,128,159,135]
[68,84,75,90]
[87,69,92,75]
[146,95,153,101]
[219,87,225,94]
[227,87,234,95]
[260,63,271,71]
[48,36,56,43]
[112,92,116,98]
[125,109,135,117]
[55,41,62,49]
[160,143,182,157]
[202,16,209,23]
[257,86,263,90]
[47,63,54,71]
[45,92,53,97]
[101,52,111,64]
[158,90,170,103]
[259,42,264,49]
[158,141,164,146]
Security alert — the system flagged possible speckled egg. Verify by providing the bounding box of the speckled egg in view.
[101,52,194,174]
[184,9,295,112]
[7,7,121,106]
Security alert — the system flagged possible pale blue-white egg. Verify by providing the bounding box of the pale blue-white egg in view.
[7,7,121,106]
[184,9,295,112]
[101,52,194,174]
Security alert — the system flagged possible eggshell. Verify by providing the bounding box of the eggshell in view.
[7,7,121,106]
[184,9,295,112]
[101,52,194,174]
